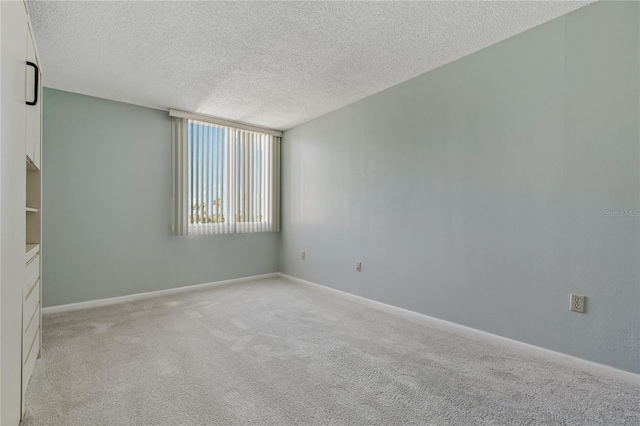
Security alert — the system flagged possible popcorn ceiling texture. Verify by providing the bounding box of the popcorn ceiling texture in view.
[26,1,593,130]
[22,278,640,425]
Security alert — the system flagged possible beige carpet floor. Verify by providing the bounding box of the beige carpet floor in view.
[23,276,640,425]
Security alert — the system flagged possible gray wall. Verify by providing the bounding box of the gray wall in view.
[43,89,279,307]
[281,1,640,374]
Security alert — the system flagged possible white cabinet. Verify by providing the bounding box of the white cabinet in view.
[23,251,41,407]
[25,26,41,170]
[22,13,43,421]
[0,1,43,424]
[1,2,29,424]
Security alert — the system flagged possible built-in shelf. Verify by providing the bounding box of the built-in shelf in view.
[26,207,38,213]
[26,157,38,171]
[25,244,39,264]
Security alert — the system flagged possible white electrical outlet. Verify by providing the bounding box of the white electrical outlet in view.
[356,261,362,272]
[301,251,305,260]
[570,294,585,313]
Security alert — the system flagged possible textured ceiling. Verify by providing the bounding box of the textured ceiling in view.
[27,1,593,130]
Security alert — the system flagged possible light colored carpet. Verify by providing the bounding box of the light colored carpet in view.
[24,277,639,425]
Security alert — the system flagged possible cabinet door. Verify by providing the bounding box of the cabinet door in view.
[0,1,29,424]
[25,27,41,170]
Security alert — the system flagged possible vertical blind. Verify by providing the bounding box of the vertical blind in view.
[172,116,280,236]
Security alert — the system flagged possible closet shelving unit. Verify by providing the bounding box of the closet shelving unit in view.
[1,1,44,422]
[23,13,43,420]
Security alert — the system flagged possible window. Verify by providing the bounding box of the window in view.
[171,112,280,235]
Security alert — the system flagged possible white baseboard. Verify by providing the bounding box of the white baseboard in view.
[42,273,280,315]
[279,273,640,387]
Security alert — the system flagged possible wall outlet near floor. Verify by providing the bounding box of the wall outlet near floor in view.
[570,294,585,313]
[356,261,362,272]
[301,251,305,260]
